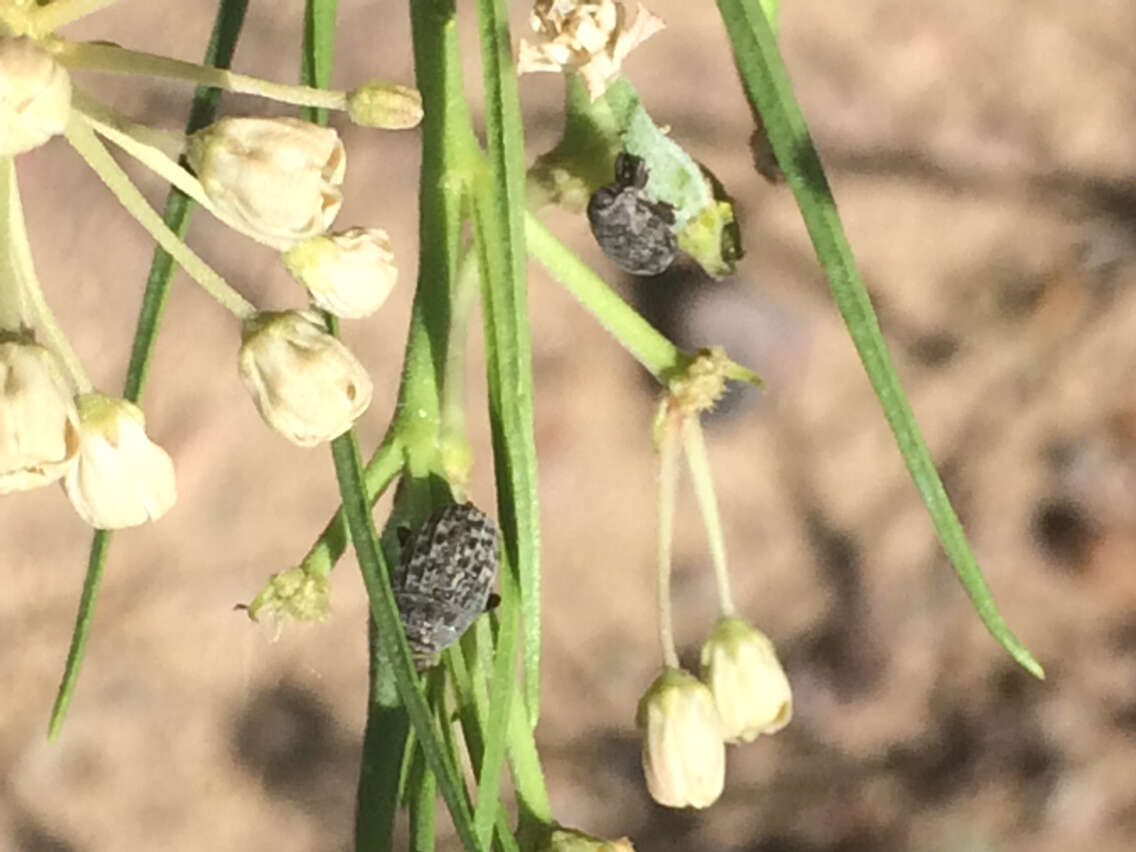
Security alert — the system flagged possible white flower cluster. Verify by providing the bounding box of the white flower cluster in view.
[0,6,422,531]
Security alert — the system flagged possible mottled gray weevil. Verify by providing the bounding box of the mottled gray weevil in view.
[587,152,677,276]
[392,502,500,660]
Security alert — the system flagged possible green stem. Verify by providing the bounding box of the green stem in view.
[506,682,553,835]
[47,530,110,741]
[656,417,681,670]
[438,246,480,492]
[299,430,404,579]
[681,417,736,617]
[332,431,483,852]
[525,212,760,387]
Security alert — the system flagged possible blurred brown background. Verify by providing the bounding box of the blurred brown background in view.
[3,0,1136,849]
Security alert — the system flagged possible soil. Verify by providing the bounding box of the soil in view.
[3,1,1135,850]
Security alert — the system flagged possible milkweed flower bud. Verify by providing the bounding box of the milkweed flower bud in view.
[187,117,346,248]
[0,338,79,493]
[540,827,635,852]
[700,616,792,743]
[636,667,725,809]
[0,36,72,156]
[238,310,373,447]
[518,1,665,99]
[347,81,423,130]
[282,227,397,319]
[62,393,177,529]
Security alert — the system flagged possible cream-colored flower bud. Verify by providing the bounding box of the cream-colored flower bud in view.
[62,393,176,529]
[0,339,79,493]
[700,617,792,743]
[518,1,665,99]
[0,36,72,156]
[238,310,372,446]
[635,667,725,809]
[187,117,346,248]
[282,228,397,319]
[541,827,635,852]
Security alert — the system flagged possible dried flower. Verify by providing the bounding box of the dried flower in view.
[238,309,372,446]
[282,227,398,319]
[541,827,635,852]
[0,338,79,493]
[0,35,72,157]
[700,616,792,743]
[187,117,346,248]
[62,393,176,529]
[636,667,725,809]
[246,565,331,623]
[518,0,665,99]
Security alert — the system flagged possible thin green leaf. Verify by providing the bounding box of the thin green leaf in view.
[716,0,1043,677]
[356,617,410,852]
[47,0,250,742]
[473,0,543,725]
[331,432,484,852]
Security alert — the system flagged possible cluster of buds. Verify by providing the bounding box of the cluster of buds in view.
[0,337,176,529]
[636,617,792,809]
[635,349,792,809]
[0,4,424,456]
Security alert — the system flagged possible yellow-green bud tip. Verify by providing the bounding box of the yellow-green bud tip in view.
[247,565,331,623]
[347,81,423,130]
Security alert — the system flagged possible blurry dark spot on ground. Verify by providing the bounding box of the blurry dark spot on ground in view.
[1030,496,1098,571]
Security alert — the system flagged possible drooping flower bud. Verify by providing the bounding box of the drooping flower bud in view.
[187,117,346,248]
[238,310,373,447]
[0,36,72,156]
[282,227,397,319]
[62,392,176,529]
[518,1,665,99]
[540,827,635,852]
[0,338,79,493]
[635,667,725,809]
[700,616,792,743]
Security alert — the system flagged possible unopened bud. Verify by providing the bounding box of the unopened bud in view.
[0,338,79,493]
[187,117,345,248]
[238,310,373,446]
[282,227,397,319]
[636,666,725,809]
[62,393,177,529]
[0,36,71,156]
[347,81,423,130]
[700,616,792,743]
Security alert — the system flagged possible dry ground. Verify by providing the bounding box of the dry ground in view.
[2,1,1136,850]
